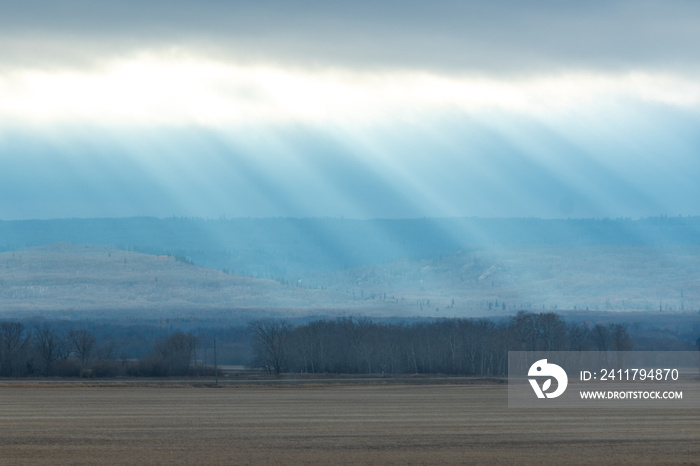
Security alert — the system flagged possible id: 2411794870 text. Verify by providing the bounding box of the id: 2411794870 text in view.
[580,368,679,382]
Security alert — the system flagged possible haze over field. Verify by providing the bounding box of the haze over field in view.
[2,1,700,220]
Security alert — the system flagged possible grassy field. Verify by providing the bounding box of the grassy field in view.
[0,383,698,465]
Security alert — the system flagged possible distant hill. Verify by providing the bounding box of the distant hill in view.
[335,244,700,315]
[0,243,361,319]
[2,216,700,279]
[1,217,700,319]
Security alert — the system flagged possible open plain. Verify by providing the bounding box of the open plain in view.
[0,382,698,465]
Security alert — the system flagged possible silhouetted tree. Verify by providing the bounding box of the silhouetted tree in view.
[68,329,97,369]
[609,324,633,351]
[249,320,291,374]
[0,322,31,376]
[567,322,591,351]
[34,323,67,376]
[151,332,197,376]
[591,324,610,351]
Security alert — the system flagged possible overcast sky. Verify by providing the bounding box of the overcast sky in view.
[1,0,699,219]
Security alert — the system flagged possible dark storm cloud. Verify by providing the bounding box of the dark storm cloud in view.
[2,0,699,73]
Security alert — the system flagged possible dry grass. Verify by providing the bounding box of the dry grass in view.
[0,383,697,465]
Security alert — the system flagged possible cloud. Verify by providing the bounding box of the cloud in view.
[1,0,699,74]
[1,50,699,129]
[2,0,699,220]
[3,0,699,129]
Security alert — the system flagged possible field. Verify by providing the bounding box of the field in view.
[0,382,698,465]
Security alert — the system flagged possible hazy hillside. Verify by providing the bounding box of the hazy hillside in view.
[333,245,700,315]
[1,242,699,320]
[2,216,700,280]
[1,217,700,319]
[0,243,361,319]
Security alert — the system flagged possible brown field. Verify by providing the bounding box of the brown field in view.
[0,382,698,465]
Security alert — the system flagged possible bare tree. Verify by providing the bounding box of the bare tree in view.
[609,324,633,351]
[0,322,31,376]
[96,341,117,361]
[68,329,97,369]
[510,311,540,351]
[538,313,568,351]
[591,324,610,351]
[34,323,67,376]
[249,320,291,375]
[567,322,590,351]
[152,332,197,376]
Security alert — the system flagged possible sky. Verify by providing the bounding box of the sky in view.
[1,0,700,220]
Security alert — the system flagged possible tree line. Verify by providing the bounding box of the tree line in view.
[1,311,690,378]
[0,321,209,378]
[249,312,635,376]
